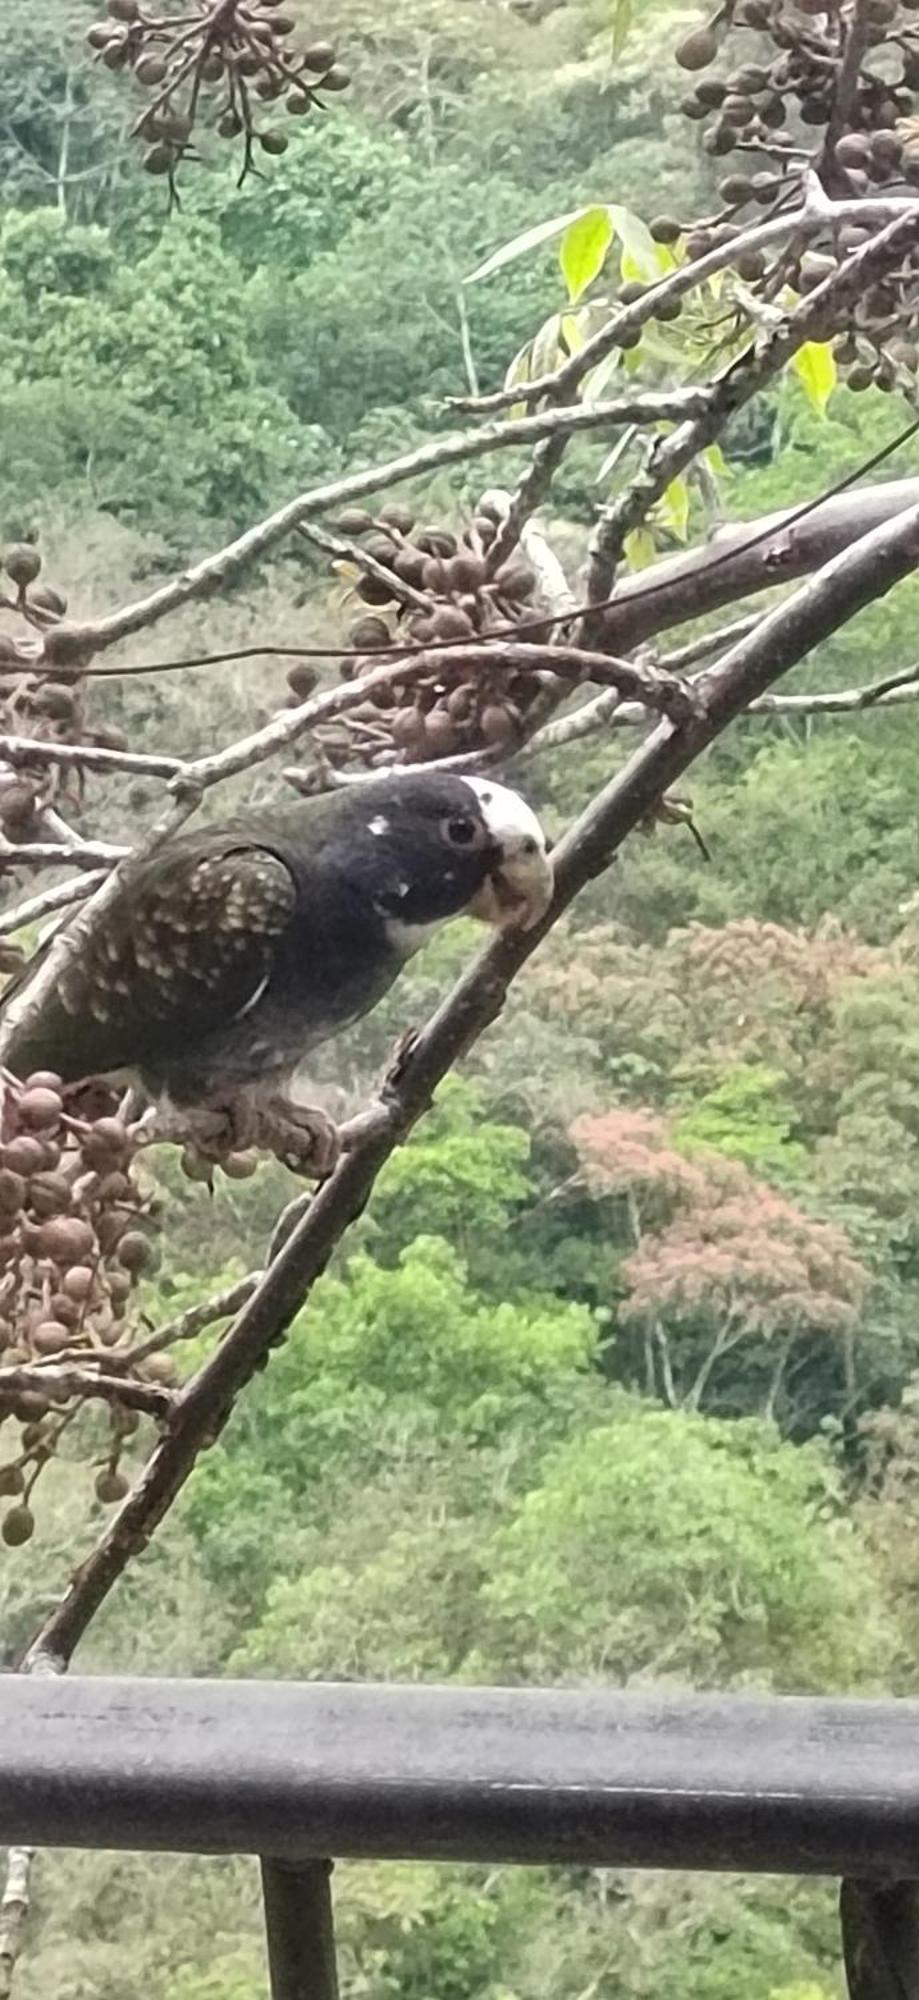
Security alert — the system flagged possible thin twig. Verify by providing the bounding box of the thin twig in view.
[0,872,107,937]
[97,1272,260,1371]
[0,1364,174,1419]
[657,612,766,671]
[529,656,919,752]
[295,521,430,615]
[527,686,625,753]
[0,841,129,870]
[0,737,182,781]
[750,668,919,714]
[819,0,873,186]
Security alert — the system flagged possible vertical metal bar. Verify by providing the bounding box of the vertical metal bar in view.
[260,1857,340,2000]
[840,1877,919,2000]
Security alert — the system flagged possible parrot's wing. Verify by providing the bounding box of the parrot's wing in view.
[2,838,296,1084]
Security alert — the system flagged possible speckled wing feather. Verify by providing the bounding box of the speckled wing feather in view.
[4,834,296,1085]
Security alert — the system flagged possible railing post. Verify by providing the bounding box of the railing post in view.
[260,1857,340,2000]
[840,1877,919,1999]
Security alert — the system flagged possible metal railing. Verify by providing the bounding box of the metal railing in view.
[2,1676,919,1999]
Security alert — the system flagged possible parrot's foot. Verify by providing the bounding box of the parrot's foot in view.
[166,1100,256,1186]
[159,1093,340,1182]
[253,1096,341,1179]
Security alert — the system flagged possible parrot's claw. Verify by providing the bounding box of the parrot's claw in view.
[256,1097,341,1180]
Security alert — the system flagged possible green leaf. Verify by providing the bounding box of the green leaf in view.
[466,210,581,284]
[582,349,624,404]
[637,327,688,368]
[560,311,587,354]
[560,207,614,304]
[620,341,645,376]
[624,525,657,569]
[503,339,532,421]
[596,426,638,484]
[608,205,665,283]
[503,341,532,391]
[704,441,729,478]
[790,340,837,414]
[612,0,633,56]
[660,475,690,540]
[530,311,565,378]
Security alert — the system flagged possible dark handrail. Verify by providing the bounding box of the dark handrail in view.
[3,1677,919,1877]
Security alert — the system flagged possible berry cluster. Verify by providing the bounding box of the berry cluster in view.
[293,502,544,767]
[85,0,350,192]
[674,0,915,164]
[0,1071,169,1543]
[661,0,919,390]
[0,540,123,863]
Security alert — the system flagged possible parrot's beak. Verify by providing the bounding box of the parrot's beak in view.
[471,841,554,931]
[463,778,554,933]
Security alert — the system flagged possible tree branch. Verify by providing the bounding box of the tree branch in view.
[818,0,872,187]
[79,1272,260,1372]
[528,658,919,755]
[0,841,130,870]
[0,873,108,937]
[0,1364,174,1420]
[750,667,919,715]
[584,208,919,608]
[586,474,919,653]
[34,392,708,664]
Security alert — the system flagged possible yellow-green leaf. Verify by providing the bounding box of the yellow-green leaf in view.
[582,349,623,404]
[612,0,633,58]
[504,341,532,391]
[560,310,588,355]
[503,339,532,421]
[560,206,615,304]
[790,340,837,413]
[596,427,638,484]
[624,526,657,569]
[660,475,690,540]
[609,205,665,283]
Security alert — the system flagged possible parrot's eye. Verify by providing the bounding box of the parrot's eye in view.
[441,813,485,850]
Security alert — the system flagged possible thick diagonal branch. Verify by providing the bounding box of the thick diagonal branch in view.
[586,474,919,653]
